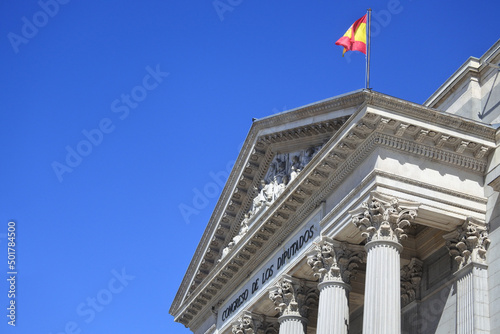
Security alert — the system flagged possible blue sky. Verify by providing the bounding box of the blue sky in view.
[0,1,499,333]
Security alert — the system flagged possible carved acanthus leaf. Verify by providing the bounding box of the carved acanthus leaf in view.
[350,192,419,243]
[307,237,364,284]
[232,312,263,334]
[268,276,313,318]
[444,218,490,269]
[400,258,423,307]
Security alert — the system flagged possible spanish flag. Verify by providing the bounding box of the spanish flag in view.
[335,14,367,56]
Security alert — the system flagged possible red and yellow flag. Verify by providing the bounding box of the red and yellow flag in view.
[335,14,367,56]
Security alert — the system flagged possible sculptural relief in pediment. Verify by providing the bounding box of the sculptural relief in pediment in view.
[250,144,323,217]
[218,144,323,263]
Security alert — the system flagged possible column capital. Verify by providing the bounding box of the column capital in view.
[268,275,316,319]
[350,192,419,244]
[443,217,490,270]
[231,311,261,334]
[307,236,364,285]
[231,311,278,334]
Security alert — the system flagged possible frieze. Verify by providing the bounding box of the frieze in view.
[217,217,319,327]
[375,134,488,172]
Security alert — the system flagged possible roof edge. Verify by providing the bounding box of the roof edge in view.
[424,39,500,108]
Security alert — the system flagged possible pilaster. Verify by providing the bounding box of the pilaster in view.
[444,218,491,333]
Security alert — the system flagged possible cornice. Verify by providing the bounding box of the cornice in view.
[425,39,500,109]
[368,92,496,141]
[252,90,366,130]
[424,58,480,109]
[170,90,497,329]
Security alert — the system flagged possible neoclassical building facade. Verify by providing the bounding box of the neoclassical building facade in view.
[170,39,500,333]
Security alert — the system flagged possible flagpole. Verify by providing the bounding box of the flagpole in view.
[366,8,372,89]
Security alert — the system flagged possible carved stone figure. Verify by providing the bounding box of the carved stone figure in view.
[233,214,250,245]
[251,180,273,215]
[273,175,287,199]
[274,158,287,184]
[290,165,300,182]
[247,145,323,219]
[301,147,316,167]
[400,258,423,306]
[291,155,301,170]
[219,241,235,262]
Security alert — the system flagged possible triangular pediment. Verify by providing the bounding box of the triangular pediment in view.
[170,89,497,329]
[170,91,365,319]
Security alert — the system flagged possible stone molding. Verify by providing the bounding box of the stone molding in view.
[307,236,364,284]
[351,192,420,244]
[253,91,366,130]
[368,91,495,140]
[375,133,488,173]
[203,324,216,334]
[400,257,423,307]
[444,217,491,269]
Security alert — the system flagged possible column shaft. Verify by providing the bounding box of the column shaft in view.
[316,281,350,334]
[363,240,402,334]
[456,264,490,334]
[279,316,307,334]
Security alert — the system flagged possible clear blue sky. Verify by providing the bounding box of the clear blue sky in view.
[0,1,498,333]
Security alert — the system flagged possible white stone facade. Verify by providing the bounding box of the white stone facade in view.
[170,39,500,334]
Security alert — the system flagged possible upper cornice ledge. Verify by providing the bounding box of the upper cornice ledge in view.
[252,89,366,130]
[367,91,496,141]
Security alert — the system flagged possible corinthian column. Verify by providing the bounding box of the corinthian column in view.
[351,192,419,334]
[444,218,491,334]
[268,275,315,334]
[307,237,363,334]
[231,311,279,334]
